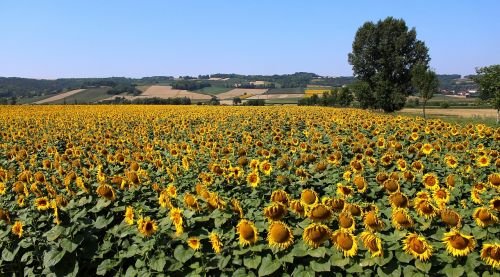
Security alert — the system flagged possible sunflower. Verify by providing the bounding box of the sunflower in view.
[350,159,364,173]
[414,199,438,219]
[346,203,363,217]
[329,198,345,213]
[124,206,134,225]
[187,237,201,250]
[96,184,116,201]
[442,229,475,257]
[422,173,439,190]
[360,231,383,257]
[184,193,200,211]
[476,155,490,167]
[491,197,500,211]
[353,175,367,193]
[343,170,352,182]
[237,219,258,246]
[481,243,500,268]
[11,221,23,238]
[289,199,306,217]
[488,173,500,189]
[389,192,409,209]
[166,184,177,198]
[445,174,456,189]
[306,203,333,222]
[259,160,272,175]
[231,199,244,218]
[473,207,499,227]
[249,159,260,171]
[264,202,287,221]
[444,155,459,168]
[209,232,223,254]
[300,189,318,206]
[331,230,358,257]
[433,188,450,205]
[375,172,389,184]
[270,189,289,206]
[363,210,385,232]
[159,191,173,209]
[411,160,425,172]
[402,233,433,261]
[267,221,294,250]
[35,197,50,211]
[383,179,400,194]
[0,208,10,224]
[138,217,157,237]
[338,211,356,232]
[421,143,433,155]
[303,223,331,248]
[246,171,260,188]
[396,159,408,171]
[391,208,414,230]
[440,208,462,228]
[336,184,354,199]
[0,182,6,195]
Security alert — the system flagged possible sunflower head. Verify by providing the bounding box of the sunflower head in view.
[246,172,260,188]
[442,230,475,257]
[422,173,439,190]
[402,233,433,261]
[392,208,414,230]
[289,199,306,217]
[270,189,289,206]
[481,243,500,268]
[363,210,385,232]
[360,231,383,257]
[389,192,409,208]
[209,232,223,254]
[124,206,134,225]
[331,230,357,257]
[353,176,367,193]
[264,202,288,221]
[473,207,499,227]
[488,173,500,189]
[138,217,158,237]
[11,221,23,238]
[267,221,294,250]
[0,208,11,224]
[491,197,500,211]
[414,199,438,219]
[303,223,331,248]
[237,219,258,246]
[338,211,355,232]
[383,179,400,194]
[306,203,333,222]
[300,189,318,206]
[187,237,201,250]
[336,184,354,199]
[440,208,462,228]
[35,197,51,211]
[96,184,116,201]
[184,193,201,211]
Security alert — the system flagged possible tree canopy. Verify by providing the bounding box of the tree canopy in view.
[472,64,500,123]
[348,17,430,112]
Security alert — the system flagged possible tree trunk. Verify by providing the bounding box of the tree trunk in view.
[423,100,427,120]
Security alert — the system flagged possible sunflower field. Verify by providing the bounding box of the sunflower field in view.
[0,105,499,276]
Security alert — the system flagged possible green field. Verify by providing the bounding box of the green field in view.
[266,88,304,94]
[194,86,233,95]
[17,94,55,104]
[48,87,113,104]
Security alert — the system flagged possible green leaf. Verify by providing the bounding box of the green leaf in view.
[308,247,326,258]
[291,242,308,257]
[60,238,79,253]
[45,225,65,241]
[244,255,261,269]
[258,255,281,276]
[443,266,464,277]
[310,260,330,272]
[218,255,231,269]
[94,215,114,229]
[2,246,19,262]
[330,256,350,269]
[43,250,66,268]
[148,254,166,272]
[415,259,431,273]
[346,263,363,273]
[173,245,194,263]
[96,259,119,275]
[396,251,413,263]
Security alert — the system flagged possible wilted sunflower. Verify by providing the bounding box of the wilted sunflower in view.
[300,189,318,206]
[363,210,385,232]
[303,223,331,248]
[336,183,354,199]
[267,221,294,250]
[392,208,414,230]
[389,192,409,209]
[353,175,367,193]
[209,232,223,254]
[270,189,289,206]
[338,211,356,232]
[490,197,500,211]
[440,208,462,228]
[96,184,116,201]
[306,203,333,222]
[360,231,383,257]
[138,217,157,237]
[11,221,23,238]
[488,173,500,189]
[331,230,358,257]
[187,237,201,250]
[246,171,260,188]
[481,243,500,268]
[289,199,306,217]
[473,207,499,227]
[231,199,244,218]
[442,229,475,257]
[35,197,50,211]
[184,193,200,211]
[402,233,433,261]
[124,206,134,225]
[236,219,258,246]
[433,188,450,205]
[264,202,287,221]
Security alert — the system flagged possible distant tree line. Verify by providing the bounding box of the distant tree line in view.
[107,84,141,95]
[211,72,318,88]
[243,99,266,106]
[298,87,353,107]
[171,81,211,91]
[101,97,191,105]
[237,83,276,89]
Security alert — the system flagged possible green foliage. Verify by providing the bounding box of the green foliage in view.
[244,99,266,106]
[298,87,353,107]
[472,65,500,110]
[412,63,439,118]
[101,97,192,105]
[348,17,430,112]
[172,81,211,91]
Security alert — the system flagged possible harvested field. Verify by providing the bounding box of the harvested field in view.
[34,89,85,104]
[400,108,497,118]
[140,86,210,99]
[247,93,304,100]
[216,88,268,100]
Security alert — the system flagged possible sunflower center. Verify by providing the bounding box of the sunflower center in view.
[450,235,469,250]
[366,238,379,251]
[339,215,353,228]
[395,212,410,224]
[145,222,153,231]
[350,205,362,216]
[240,223,255,240]
[478,209,492,221]
[490,248,500,260]
[410,238,426,254]
[270,224,290,243]
[442,212,459,226]
[301,191,316,204]
[337,233,353,250]
[308,228,328,242]
[311,206,329,218]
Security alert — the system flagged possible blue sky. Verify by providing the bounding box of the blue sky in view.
[0,1,499,78]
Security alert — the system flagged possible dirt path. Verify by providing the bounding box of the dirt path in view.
[34,89,85,104]
[400,108,497,118]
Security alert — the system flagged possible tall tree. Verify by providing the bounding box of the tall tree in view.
[472,65,500,124]
[348,17,430,112]
[411,63,439,119]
